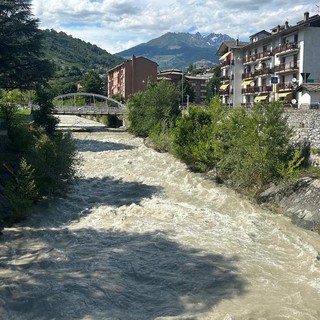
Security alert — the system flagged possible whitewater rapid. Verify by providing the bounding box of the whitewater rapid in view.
[0,115,319,320]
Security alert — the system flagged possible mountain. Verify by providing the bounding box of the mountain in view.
[41,29,125,72]
[115,32,235,70]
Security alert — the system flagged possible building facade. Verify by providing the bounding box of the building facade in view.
[107,55,158,100]
[157,69,213,104]
[217,12,320,108]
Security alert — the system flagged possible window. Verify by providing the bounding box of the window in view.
[294,34,298,43]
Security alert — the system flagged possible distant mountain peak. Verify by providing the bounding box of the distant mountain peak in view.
[116,31,235,70]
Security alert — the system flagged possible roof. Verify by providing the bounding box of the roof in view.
[250,30,271,38]
[297,83,320,92]
[244,13,320,50]
[107,55,158,73]
[216,41,249,56]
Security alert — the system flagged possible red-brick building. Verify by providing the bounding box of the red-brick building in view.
[107,55,158,100]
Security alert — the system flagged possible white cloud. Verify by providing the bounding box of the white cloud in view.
[31,0,317,54]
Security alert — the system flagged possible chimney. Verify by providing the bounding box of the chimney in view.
[277,25,281,33]
[285,21,289,29]
[236,38,239,46]
[304,12,309,22]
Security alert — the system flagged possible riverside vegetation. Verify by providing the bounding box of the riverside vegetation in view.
[0,89,80,227]
[1,1,319,231]
[0,1,80,228]
[127,80,320,210]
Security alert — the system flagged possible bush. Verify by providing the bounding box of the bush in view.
[29,131,79,196]
[172,100,303,196]
[148,121,175,153]
[5,158,38,222]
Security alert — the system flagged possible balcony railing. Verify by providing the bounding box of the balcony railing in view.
[242,86,272,94]
[220,75,230,81]
[220,60,232,67]
[273,61,299,73]
[242,72,255,79]
[254,67,273,77]
[278,82,295,91]
[272,42,299,55]
[242,51,272,64]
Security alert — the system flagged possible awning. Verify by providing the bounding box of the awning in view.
[278,92,293,98]
[220,84,229,90]
[255,95,268,102]
[219,51,231,61]
[241,80,254,86]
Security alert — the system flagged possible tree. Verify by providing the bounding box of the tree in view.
[80,70,104,95]
[0,0,54,90]
[179,78,195,104]
[127,80,180,137]
[206,66,221,102]
[33,85,59,136]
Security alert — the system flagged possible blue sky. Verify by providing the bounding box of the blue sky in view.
[31,0,318,54]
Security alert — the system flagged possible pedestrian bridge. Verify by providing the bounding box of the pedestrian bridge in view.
[52,93,126,115]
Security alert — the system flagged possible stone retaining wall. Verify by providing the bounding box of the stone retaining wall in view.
[285,108,320,149]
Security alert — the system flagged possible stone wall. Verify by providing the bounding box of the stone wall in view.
[284,108,320,149]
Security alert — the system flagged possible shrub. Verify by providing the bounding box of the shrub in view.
[5,158,38,222]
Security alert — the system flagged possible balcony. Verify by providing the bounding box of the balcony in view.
[242,87,256,94]
[220,59,232,67]
[242,51,272,64]
[254,67,273,77]
[242,55,256,64]
[273,61,299,73]
[241,85,272,94]
[272,42,299,55]
[278,82,295,91]
[220,75,230,81]
[242,72,255,79]
[255,51,272,61]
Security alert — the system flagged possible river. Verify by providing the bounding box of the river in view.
[0,115,320,320]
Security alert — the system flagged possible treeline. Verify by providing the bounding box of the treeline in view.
[0,89,79,224]
[41,29,124,72]
[0,1,80,227]
[127,80,309,197]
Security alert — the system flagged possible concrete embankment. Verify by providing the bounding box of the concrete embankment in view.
[259,177,320,233]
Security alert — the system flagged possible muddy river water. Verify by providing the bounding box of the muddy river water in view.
[0,115,320,320]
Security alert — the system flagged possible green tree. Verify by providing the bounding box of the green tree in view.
[206,66,221,102]
[127,80,180,137]
[80,70,104,95]
[179,78,195,104]
[0,0,54,90]
[33,85,59,136]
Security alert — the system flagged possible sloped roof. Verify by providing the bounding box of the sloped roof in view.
[216,41,249,56]
[298,83,320,92]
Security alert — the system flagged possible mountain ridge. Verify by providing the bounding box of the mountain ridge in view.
[116,31,235,70]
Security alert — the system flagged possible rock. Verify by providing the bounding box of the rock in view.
[259,177,320,233]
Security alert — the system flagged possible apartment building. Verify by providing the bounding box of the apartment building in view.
[217,12,320,108]
[107,55,158,100]
[157,69,213,104]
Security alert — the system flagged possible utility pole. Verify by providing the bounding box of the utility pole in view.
[181,70,184,107]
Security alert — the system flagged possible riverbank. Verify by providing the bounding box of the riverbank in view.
[258,177,320,233]
[145,137,320,235]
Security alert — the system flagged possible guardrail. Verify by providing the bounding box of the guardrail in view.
[52,106,125,115]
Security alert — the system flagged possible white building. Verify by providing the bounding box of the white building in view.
[217,12,320,108]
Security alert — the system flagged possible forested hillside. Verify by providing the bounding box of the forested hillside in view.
[41,29,124,72]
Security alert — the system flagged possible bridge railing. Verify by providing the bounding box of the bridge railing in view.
[52,105,125,115]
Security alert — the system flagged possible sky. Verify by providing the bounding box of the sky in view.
[31,0,318,54]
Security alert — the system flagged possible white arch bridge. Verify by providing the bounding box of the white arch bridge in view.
[52,93,126,115]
